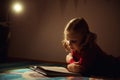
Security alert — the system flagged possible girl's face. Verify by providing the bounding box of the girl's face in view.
[66,33,84,53]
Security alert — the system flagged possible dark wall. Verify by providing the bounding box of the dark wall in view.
[0,25,9,62]
[0,0,9,62]
[0,0,9,22]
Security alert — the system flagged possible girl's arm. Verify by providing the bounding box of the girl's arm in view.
[66,53,80,72]
[66,53,85,73]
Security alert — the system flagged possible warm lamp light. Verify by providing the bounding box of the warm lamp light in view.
[12,2,23,13]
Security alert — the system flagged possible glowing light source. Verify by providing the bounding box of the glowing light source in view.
[12,2,23,13]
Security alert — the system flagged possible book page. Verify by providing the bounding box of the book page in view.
[29,65,81,77]
[40,66,71,73]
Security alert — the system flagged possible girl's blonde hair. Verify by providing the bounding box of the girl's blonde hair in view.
[62,18,96,52]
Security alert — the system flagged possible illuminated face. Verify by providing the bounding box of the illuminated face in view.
[66,33,84,53]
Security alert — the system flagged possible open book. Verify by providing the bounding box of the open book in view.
[29,65,81,77]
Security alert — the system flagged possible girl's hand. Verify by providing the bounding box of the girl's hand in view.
[67,62,82,73]
[66,53,73,63]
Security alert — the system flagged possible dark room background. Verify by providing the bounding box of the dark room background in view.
[1,0,120,62]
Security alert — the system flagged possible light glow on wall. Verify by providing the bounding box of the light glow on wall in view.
[12,2,23,13]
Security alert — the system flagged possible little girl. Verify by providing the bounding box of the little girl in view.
[62,18,120,77]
